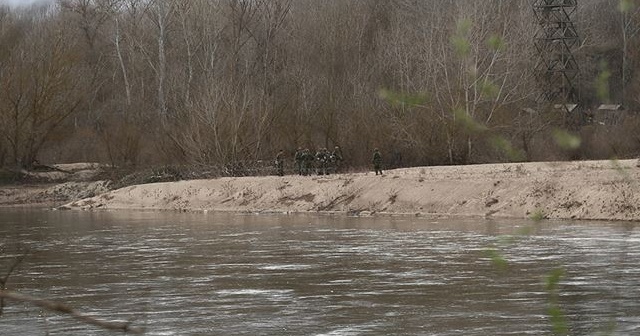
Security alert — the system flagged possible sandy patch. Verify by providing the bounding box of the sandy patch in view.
[64,159,640,221]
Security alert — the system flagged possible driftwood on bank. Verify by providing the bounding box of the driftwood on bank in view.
[0,290,144,334]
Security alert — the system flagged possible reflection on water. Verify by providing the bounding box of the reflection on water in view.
[1,209,640,335]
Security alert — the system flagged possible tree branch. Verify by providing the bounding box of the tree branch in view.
[0,290,144,334]
[0,252,26,316]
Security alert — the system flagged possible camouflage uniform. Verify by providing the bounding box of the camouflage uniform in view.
[315,148,329,175]
[275,150,285,176]
[330,146,343,174]
[372,148,382,175]
[302,148,314,176]
[294,148,304,175]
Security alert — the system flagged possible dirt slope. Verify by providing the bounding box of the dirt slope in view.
[0,163,109,208]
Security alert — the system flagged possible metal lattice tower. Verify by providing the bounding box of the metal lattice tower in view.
[533,0,579,107]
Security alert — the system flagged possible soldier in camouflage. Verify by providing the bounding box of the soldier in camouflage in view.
[372,148,382,175]
[330,146,343,174]
[302,148,314,176]
[315,148,329,175]
[275,150,285,176]
[294,147,304,175]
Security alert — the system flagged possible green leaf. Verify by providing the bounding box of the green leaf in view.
[552,129,581,150]
[490,136,525,161]
[479,79,500,100]
[548,305,569,335]
[546,268,564,292]
[378,89,428,107]
[487,34,505,51]
[451,36,470,57]
[595,61,611,103]
[484,248,508,270]
[451,18,472,57]
[454,107,488,133]
[456,18,472,36]
[529,208,546,222]
[619,0,634,12]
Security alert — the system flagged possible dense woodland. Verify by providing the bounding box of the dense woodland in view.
[1,0,640,171]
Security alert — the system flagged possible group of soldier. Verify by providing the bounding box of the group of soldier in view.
[274,146,344,176]
[275,146,384,176]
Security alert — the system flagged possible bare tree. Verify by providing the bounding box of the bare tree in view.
[0,10,85,167]
[0,0,639,169]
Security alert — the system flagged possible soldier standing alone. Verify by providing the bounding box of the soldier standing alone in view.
[372,148,383,175]
[331,146,343,173]
[294,147,304,175]
[275,150,285,176]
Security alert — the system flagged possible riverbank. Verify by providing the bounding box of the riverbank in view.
[0,163,110,208]
[56,159,640,221]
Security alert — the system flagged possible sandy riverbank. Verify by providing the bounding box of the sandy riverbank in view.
[55,159,640,221]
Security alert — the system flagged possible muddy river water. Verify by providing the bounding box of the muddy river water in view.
[1,209,639,335]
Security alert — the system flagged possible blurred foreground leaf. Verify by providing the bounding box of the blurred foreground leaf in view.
[378,89,428,107]
[479,79,500,100]
[451,18,472,57]
[454,107,488,133]
[546,268,564,292]
[619,0,634,12]
[552,129,581,150]
[490,136,525,161]
[529,208,546,222]
[595,61,611,102]
[548,305,569,335]
[546,268,568,335]
[484,248,508,270]
[487,34,505,51]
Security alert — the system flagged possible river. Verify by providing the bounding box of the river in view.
[1,209,639,335]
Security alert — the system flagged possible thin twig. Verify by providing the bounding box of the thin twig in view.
[0,290,144,334]
[1,253,26,316]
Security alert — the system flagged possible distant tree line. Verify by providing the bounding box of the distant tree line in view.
[0,0,639,171]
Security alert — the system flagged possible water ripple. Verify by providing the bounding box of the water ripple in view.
[1,211,640,335]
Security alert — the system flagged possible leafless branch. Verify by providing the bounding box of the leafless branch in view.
[0,290,144,334]
[0,252,26,316]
